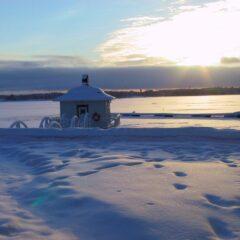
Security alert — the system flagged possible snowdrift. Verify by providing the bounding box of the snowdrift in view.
[0,127,240,140]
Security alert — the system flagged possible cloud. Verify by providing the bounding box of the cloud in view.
[121,16,164,27]
[0,60,41,69]
[0,55,91,69]
[99,0,240,67]
[0,66,240,91]
[221,57,240,65]
[33,55,91,68]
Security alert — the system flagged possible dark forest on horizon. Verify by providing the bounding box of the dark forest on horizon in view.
[1,87,240,101]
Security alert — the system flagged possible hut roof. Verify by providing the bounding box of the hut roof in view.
[56,84,115,102]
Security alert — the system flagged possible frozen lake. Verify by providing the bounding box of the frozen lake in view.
[113,95,240,114]
[0,95,240,129]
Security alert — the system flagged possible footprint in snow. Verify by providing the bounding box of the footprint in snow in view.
[221,159,234,164]
[146,202,155,206]
[174,171,187,177]
[208,217,237,239]
[173,183,188,190]
[228,163,238,168]
[154,164,164,169]
[204,194,240,208]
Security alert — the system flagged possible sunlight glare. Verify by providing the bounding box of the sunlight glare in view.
[100,0,240,66]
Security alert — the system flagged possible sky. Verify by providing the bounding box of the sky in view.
[0,0,240,90]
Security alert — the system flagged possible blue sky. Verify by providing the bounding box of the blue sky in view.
[0,0,168,57]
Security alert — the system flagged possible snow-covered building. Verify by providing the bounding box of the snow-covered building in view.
[56,75,118,128]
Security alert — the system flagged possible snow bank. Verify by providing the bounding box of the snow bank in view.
[0,127,240,140]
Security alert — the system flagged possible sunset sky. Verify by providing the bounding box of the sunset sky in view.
[0,0,240,90]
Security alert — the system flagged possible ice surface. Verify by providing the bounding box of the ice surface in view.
[1,97,240,129]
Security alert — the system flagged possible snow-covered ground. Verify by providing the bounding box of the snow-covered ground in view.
[0,97,239,239]
[0,129,239,240]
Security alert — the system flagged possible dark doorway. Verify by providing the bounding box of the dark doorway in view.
[77,104,89,117]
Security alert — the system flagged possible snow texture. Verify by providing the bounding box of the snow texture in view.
[0,127,239,240]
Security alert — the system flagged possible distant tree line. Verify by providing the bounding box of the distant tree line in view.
[1,87,240,101]
[108,87,240,98]
[0,92,63,101]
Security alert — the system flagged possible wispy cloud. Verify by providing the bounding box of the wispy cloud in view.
[98,0,240,67]
[121,16,164,27]
[0,55,91,69]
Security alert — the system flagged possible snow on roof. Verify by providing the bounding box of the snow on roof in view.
[56,84,115,102]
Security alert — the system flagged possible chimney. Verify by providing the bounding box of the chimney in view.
[82,74,89,86]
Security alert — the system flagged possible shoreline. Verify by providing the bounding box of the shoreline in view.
[1,87,240,102]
